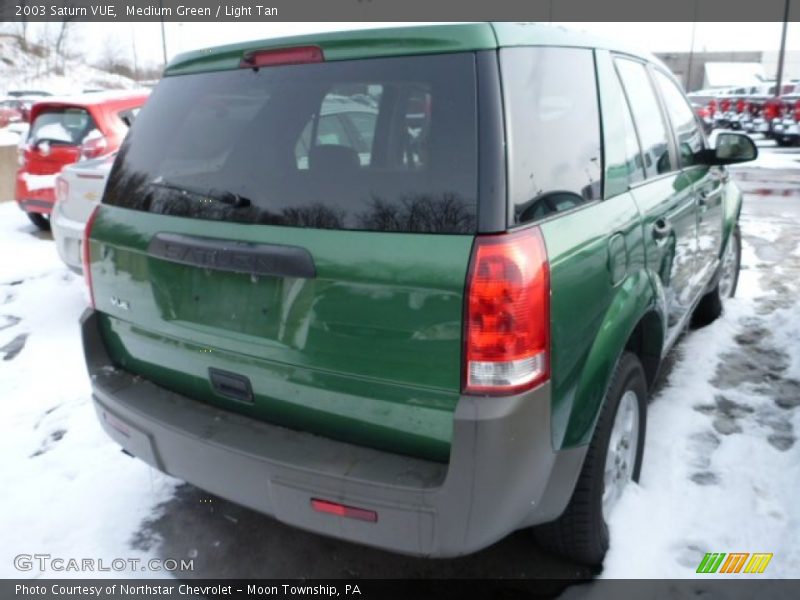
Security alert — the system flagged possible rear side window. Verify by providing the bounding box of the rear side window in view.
[652,70,705,167]
[599,54,645,197]
[615,59,673,179]
[29,108,98,146]
[104,54,478,233]
[500,47,602,225]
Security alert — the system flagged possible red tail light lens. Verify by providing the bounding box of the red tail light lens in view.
[707,99,717,116]
[240,45,323,68]
[82,206,100,308]
[464,227,550,395]
[735,99,747,114]
[311,498,377,523]
[81,134,108,160]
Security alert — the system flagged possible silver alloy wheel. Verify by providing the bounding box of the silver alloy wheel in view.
[602,389,640,522]
[718,233,739,299]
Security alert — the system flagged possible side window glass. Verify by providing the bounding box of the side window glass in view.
[600,55,645,197]
[653,70,705,167]
[500,47,603,225]
[615,59,673,178]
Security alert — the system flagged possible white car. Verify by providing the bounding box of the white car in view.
[51,153,115,273]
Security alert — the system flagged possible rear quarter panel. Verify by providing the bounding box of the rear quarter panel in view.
[540,192,655,449]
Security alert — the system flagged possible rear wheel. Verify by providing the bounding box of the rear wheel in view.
[533,352,647,566]
[26,212,51,231]
[692,225,740,327]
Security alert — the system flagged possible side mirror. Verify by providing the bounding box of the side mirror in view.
[701,131,758,165]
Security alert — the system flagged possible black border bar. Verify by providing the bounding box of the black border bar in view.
[4,579,800,599]
[2,0,800,22]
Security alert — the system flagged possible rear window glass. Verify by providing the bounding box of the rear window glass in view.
[104,53,479,233]
[29,108,98,146]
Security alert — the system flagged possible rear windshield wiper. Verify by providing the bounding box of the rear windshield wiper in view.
[149,179,252,209]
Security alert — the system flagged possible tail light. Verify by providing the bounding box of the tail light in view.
[240,45,323,68]
[794,100,800,122]
[463,227,550,395]
[707,99,717,116]
[80,134,108,160]
[720,98,731,113]
[764,99,783,120]
[55,176,69,203]
[82,205,100,308]
[735,99,747,114]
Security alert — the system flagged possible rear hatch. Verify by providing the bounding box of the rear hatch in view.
[24,104,99,175]
[89,51,482,461]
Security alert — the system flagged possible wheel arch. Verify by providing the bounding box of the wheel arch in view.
[557,271,664,449]
[623,309,664,391]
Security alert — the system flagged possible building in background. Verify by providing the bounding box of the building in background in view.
[656,50,800,91]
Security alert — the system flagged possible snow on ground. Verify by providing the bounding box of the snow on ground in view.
[738,150,800,171]
[0,201,178,578]
[0,35,138,96]
[20,172,57,191]
[602,200,800,578]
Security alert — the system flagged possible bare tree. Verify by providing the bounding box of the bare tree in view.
[54,21,73,56]
[97,34,134,78]
[98,34,124,72]
[17,0,29,51]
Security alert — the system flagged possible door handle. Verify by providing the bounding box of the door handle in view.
[652,218,673,241]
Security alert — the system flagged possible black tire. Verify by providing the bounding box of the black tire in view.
[533,352,648,566]
[26,212,51,231]
[691,225,741,328]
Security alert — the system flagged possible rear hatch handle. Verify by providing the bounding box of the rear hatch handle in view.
[208,368,254,404]
[148,232,316,279]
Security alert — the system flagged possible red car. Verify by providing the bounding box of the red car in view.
[15,90,148,230]
[0,98,26,127]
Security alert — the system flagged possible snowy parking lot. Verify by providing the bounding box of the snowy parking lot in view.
[0,144,798,580]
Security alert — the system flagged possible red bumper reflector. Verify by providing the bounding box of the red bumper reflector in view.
[311,498,378,523]
[241,46,324,68]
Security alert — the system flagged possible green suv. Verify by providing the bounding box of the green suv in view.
[81,23,756,565]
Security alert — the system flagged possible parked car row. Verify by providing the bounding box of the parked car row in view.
[690,81,800,146]
[0,90,52,127]
[13,90,148,232]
